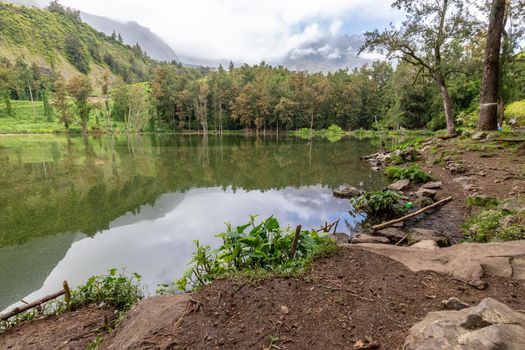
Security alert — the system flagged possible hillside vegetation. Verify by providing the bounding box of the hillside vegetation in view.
[0,2,154,83]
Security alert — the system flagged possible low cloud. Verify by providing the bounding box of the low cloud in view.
[54,0,400,64]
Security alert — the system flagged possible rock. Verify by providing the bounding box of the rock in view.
[407,228,451,247]
[333,186,362,198]
[416,188,437,199]
[516,142,525,156]
[502,198,525,213]
[374,227,406,243]
[422,181,442,189]
[472,131,488,141]
[411,240,439,250]
[388,179,411,191]
[351,233,390,245]
[404,298,525,350]
[415,197,434,208]
[446,161,466,174]
[331,232,350,244]
[441,297,470,311]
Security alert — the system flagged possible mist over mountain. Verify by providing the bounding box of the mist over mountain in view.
[80,12,178,62]
[283,34,374,73]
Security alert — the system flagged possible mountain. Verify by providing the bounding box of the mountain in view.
[0,2,154,82]
[283,34,373,73]
[80,12,178,62]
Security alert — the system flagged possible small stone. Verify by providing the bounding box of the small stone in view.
[407,228,451,247]
[472,131,488,141]
[441,297,470,311]
[411,240,439,250]
[280,305,289,314]
[333,186,362,198]
[374,227,406,243]
[416,188,437,199]
[351,233,390,245]
[388,179,411,191]
[422,181,442,189]
[415,197,434,208]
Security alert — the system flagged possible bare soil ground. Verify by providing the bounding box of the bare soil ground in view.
[0,305,115,350]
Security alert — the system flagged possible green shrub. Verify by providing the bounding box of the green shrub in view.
[385,165,432,183]
[463,209,525,242]
[71,269,143,312]
[175,216,336,292]
[0,270,143,331]
[350,190,406,218]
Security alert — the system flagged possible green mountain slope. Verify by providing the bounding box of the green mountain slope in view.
[0,2,155,83]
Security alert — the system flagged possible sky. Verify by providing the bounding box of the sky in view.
[52,0,402,64]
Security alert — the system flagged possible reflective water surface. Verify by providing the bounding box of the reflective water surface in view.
[0,134,386,310]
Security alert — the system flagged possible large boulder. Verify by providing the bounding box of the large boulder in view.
[350,233,390,245]
[408,228,450,247]
[388,179,411,192]
[404,298,525,350]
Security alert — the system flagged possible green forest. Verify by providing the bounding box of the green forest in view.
[0,0,524,135]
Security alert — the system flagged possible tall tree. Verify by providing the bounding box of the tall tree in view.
[361,0,477,136]
[53,79,72,131]
[478,0,507,130]
[67,75,93,134]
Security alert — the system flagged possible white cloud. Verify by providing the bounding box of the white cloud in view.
[54,0,399,64]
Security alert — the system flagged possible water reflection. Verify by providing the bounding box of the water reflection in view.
[0,134,384,310]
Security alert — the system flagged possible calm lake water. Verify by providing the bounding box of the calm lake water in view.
[0,134,387,310]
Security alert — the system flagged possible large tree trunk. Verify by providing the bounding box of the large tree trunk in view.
[478,0,506,131]
[435,74,456,136]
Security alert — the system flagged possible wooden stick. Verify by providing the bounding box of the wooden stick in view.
[371,196,453,231]
[290,225,302,259]
[0,289,66,322]
[395,234,409,246]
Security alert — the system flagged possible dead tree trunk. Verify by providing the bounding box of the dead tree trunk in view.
[478,0,506,130]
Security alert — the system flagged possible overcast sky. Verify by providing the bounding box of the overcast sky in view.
[54,0,402,63]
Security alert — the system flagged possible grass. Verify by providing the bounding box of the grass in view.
[385,165,433,183]
[293,125,348,142]
[463,209,525,243]
[0,100,129,134]
[466,195,499,208]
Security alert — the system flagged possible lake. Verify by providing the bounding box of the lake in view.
[0,134,387,310]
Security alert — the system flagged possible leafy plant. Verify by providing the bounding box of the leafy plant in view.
[350,190,406,219]
[70,269,143,312]
[0,270,143,332]
[385,165,432,183]
[175,216,336,291]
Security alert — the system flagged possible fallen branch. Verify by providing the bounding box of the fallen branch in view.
[394,234,409,246]
[371,196,453,231]
[0,288,66,322]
